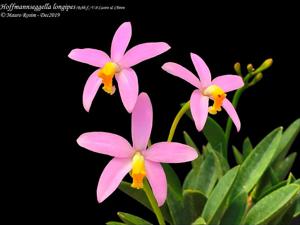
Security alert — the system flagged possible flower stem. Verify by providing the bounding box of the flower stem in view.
[167,101,190,142]
[224,72,252,145]
[143,179,166,225]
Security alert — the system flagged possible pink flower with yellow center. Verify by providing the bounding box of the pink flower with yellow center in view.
[77,93,198,206]
[68,22,170,112]
[162,53,244,131]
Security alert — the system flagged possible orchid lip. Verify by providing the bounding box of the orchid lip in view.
[98,62,121,95]
[131,152,146,189]
[203,84,227,115]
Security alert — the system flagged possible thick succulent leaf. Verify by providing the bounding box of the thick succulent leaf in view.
[255,180,287,202]
[201,166,240,225]
[270,200,298,225]
[163,164,183,225]
[118,182,172,224]
[229,127,282,199]
[273,152,297,180]
[233,145,244,164]
[117,212,153,225]
[183,150,218,197]
[207,145,225,178]
[183,189,207,224]
[183,131,202,168]
[274,118,300,162]
[293,179,300,218]
[163,164,182,196]
[203,117,227,157]
[243,137,253,158]
[192,217,207,225]
[244,184,300,225]
[252,167,282,202]
[106,222,126,225]
[183,105,226,157]
[220,191,248,225]
[294,199,300,218]
[213,149,230,174]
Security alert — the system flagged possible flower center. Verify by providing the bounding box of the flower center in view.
[98,62,120,95]
[203,85,227,115]
[131,152,146,189]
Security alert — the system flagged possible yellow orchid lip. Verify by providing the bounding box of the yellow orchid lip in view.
[98,62,120,95]
[203,85,227,115]
[131,152,146,189]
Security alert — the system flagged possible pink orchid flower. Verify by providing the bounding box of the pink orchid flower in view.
[68,22,170,113]
[162,53,244,132]
[77,93,198,206]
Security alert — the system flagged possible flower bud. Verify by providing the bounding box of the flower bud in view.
[247,64,254,72]
[248,73,263,87]
[234,62,242,76]
[255,72,263,82]
[255,58,273,74]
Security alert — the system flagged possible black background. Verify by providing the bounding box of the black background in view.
[2,0,300,224]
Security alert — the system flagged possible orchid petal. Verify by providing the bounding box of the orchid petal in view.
[97,158,132,203]
[132,93,153,151]
[145,160,167,206]
[116,68,139,113]
[222,98,241,131]
[190,53,211,87]
[144,142,198,163]
[212,75,244,92]
[190,90,209,131]
[82,69,102,112]
[68,48,110,67]
[162,62,201,88]
[111,22,132,62]
[77,132,133,158]
[120,42,170,68]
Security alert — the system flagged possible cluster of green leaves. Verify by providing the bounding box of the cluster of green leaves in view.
[107,118,300,225]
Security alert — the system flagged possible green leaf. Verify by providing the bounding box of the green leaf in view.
[287,173,296,184]
[117,212,153,225]
[255,180,287,202]
[244,184,300,225]
[183,131,202,168]
[118,182,172,224]
[163,164,182,196]
[182,106,226,157]
[213,149,230,174]
[220,191,248,225]
[106,222,126,225]
[251,168,279,203]
[163,164,183,225]
[203,117,227,157]
[183,150,218,197]
[243,137,253,158]
[183,189,207,224]
[201,166,240,225]
[207,145,224,178]
[183,131,199,151]
[294,179,300,218]
[229,127,282,199]
[294,198,300,218]
[192,217,207,225]
[270,200,298,225]
[276,118,300,161]
[233,145,244,164]
[208,145,229,176]
[273,152,297,180]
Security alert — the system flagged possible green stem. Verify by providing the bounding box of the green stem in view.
[224,72,252,146]
[167,101,190,142]
[143,180,166,225]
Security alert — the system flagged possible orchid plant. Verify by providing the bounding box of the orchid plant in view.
[70,22,300,225]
